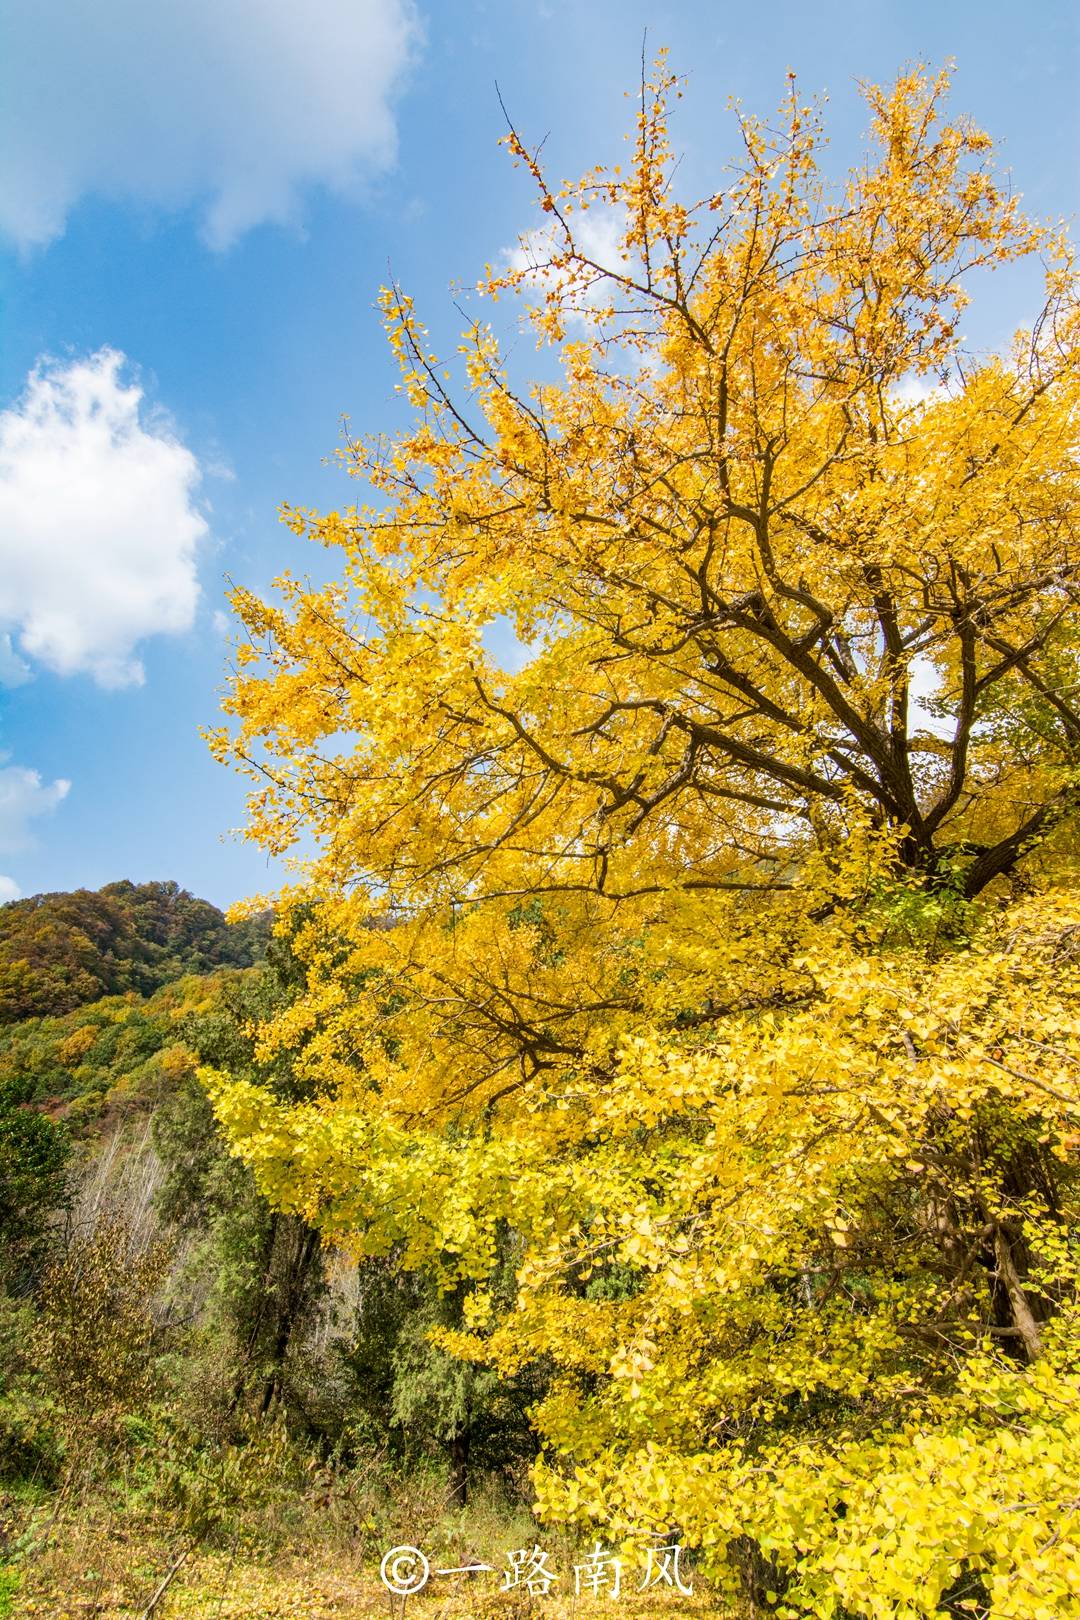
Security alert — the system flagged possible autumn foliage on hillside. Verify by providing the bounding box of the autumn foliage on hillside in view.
[0,879,269,1024]
[207,63,1080,1617]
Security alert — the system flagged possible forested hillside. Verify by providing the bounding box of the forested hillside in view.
[0,880,269,1024]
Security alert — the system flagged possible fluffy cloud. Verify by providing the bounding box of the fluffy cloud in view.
[505,207,629,308]
[0,763,70,857]
[0,0,419,251]
[0,634,30,690]
[0,350,206,687]
[0,760,70,901]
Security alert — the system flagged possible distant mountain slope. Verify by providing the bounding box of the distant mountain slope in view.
[0,880,269,1024]
[0,969,243,1126]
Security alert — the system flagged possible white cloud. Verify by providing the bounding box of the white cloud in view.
[0,350,206,687]
[892,372,948,408]
[908,652,955,742]
[0,875,19,904]
[0,0,419,251]
[0,763,70,857]
[505,207,630,310]
[0,634,30,689]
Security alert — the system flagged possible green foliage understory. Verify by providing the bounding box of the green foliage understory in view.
[0,883,588,1620]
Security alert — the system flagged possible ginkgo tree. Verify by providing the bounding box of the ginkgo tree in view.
[205,59,1080,1617]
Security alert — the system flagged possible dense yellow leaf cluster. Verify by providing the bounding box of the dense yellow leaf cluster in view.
[206,61,1080,1616]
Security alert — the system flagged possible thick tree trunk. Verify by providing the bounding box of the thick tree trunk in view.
[229,1211,279,1413]
[260,1223,321,1416]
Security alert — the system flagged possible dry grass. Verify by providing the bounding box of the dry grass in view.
[13,1503,740,1619]
[6,1432,740,1619]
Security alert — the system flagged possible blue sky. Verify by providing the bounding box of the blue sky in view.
[0,0,1077,910]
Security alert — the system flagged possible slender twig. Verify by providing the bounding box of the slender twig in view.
[139,1547,190,1620]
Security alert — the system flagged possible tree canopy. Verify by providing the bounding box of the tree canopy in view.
[206,62,1080,1618]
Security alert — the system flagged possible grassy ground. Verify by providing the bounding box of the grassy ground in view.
[7,1492,739,1619]
[14,1544,737,1619]
[16,1547,736,1619]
